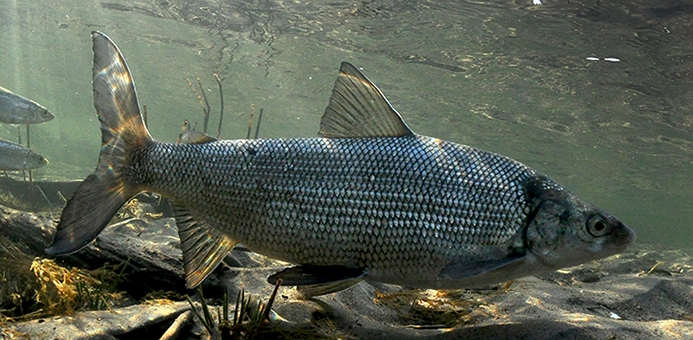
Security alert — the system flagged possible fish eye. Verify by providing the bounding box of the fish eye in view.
[587,215,609,237]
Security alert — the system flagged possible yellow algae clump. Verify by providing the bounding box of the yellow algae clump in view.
[30,258,123,316]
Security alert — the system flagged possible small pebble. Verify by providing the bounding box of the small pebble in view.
[609,312,622,320]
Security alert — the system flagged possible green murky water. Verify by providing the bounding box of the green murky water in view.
[0,0,691,248]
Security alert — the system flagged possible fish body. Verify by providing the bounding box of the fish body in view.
[0,138,48,170]
[0,86,54,124]
[138,136,561,289]
[46,32,635,294]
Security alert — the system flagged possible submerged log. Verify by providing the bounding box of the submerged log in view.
[0,204,54,254]
[0,176,81,212]
[6,301,191,339]
[0,203,186,293]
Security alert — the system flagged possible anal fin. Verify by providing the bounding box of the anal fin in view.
[268,265,365,297]
[171,203,239,288]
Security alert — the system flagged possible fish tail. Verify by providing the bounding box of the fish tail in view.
[45,31,152,255]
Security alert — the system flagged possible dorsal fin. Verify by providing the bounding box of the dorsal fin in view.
[318,62,414,138]
[171,202,239,288]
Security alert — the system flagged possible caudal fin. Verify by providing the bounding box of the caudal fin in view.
[45,32,152,255]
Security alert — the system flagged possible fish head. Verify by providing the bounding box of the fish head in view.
[25,152,49,170]
[523,176,635,271]
[33,105,55,123]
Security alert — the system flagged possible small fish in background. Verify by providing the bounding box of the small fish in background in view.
[177,120,217,144]
[0,85,54,185]
[0,86,55,124]
[46,32,635,297]
[0,138,48,171]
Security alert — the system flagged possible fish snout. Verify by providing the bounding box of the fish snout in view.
[39,108,55,123]
[611,220,636,249]
[600,211,635,252]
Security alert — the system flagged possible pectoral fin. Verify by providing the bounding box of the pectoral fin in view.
[171,203,239,288]
[268,265,365,297]
[438,254,526,280]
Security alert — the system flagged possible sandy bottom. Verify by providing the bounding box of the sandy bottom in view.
[6,241,692,340]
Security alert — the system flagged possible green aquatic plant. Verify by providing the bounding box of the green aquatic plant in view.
[187,279,281,339]
[184,73,265,141]
[74,259,129,311]
[185,77,212,134]
[0,237,37,319]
